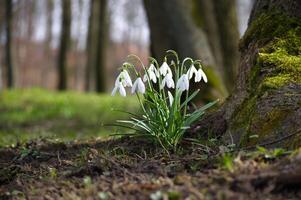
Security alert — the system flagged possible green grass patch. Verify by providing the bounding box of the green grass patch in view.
[0,88,139,147]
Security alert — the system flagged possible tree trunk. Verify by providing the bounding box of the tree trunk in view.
[192,0,240,93]
[43,0,54,88]
[143,0,227,100]
[57,0,71,90]
[5,0,13,88]
[45,0,53,52]
[190,0,301,149]
[85,0,108,93]
[192,0,224,80]
[213,0,240,92]
[85,0,94,91]
[95,0,108,93]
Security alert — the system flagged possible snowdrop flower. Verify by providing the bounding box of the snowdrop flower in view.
[176,74,189,92]
[161,72,174,89]
[121,70,133,87]
[187,64,198,80]
[195,68,208,83]
[111,79,126,97]
[149,64,159,77]
[131,77,145,94]
[143,64,158,83]
[159,62,172,76]
[167,91,174,106]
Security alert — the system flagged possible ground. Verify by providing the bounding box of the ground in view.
[0,89,300,200]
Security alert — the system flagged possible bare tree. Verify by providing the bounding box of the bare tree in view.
[57,0,71,90]
[5,0,13,88]
[85,0,108,92]
[45,0,54,52]
[213,0,240,92]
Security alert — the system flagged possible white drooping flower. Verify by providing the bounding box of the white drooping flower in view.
[195,68,208,83]
[161,72,174,89]
[167,91,174,107]
[159,62,172,76]
[187,64,198,80]
[121,70,133,87]
[131,77,145,94]
[176,74,189,92]
[143,64,158,83]
[149,64,159,77]
[111,79,126,97]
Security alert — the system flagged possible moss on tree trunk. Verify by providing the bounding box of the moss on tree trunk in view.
[190,0,301,149]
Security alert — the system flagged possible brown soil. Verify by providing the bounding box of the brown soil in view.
[0,137,300,200]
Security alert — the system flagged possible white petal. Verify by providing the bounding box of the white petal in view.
[149,64,159,77]
[111,86,118,96]
[149,71,157,83]
[160,78,166,90]
[194,70,202,82]
[166,74,175,89]
[122,70,133,87]
[187,65,197,80]
[137,78,145,94]
[143,74,148,82]
[167,91,174,106]
[176,74,189,91]
[200,69,208,83]
[131,79,139,94]
[119,84,126,97]
[159,62,170,76]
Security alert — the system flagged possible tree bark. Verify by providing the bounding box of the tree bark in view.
[190,0,301,149]
[143,0,227,100]
[57,0,71,90]
[213,0,240,92]
[85,0,108,93]
[192,0,239,93]
[45,0,53,52]
[43,0,54,88]
[95,0,108,93]
[5,0,13,88]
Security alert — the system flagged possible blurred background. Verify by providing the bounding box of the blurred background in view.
[0,0,255,146]
[0,0,254,94]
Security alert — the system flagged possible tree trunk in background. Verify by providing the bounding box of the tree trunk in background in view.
[57,0,71,90]
[86,0,108,93]
[213,0,240,92]
[192,0,224,85]
[143,0,227,101]
[95,0,108,93]
[192,0,240,93]
[5,0,13,88]
[44,0,54,88]
[45,0,53,52]
[0,1,4,90]
[85,0,93,91]
[190,0,301,149]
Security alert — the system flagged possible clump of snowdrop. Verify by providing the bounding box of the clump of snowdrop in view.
[111,50,217,152]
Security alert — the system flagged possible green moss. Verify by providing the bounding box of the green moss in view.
[262,74,293,89]
[239,11,301,49]
[240,109,290,146]
[259,30,301,90]
[246,14,301,93]
[232,96,257,131]
[232,11,301,147]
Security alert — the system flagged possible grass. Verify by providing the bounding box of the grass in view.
[0,88,139,147]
